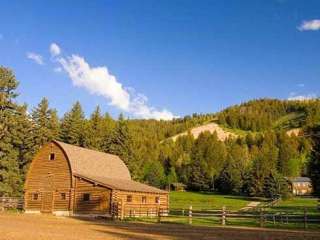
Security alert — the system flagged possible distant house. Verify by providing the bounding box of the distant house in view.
[288,177,313,196]
[24,141,168,217]
[170,182,186,192]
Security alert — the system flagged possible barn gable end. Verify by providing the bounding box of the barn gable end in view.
[24,142,72,213]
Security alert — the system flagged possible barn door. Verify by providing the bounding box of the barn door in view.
[100,192,110,212]
[41,192,53,213]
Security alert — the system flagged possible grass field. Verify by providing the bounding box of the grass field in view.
[158,192,320,230]
[169,191,265,210]
[266,197,319,215]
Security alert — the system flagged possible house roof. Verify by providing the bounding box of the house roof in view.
[75,174,167,194]
[54,140,131,180]
[289,177,311,183]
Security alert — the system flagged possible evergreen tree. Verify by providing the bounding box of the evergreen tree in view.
[166,166,178,187]
[104,114,136,175]
[0,67,23,196]
[277,131,299,177]
[307,125,320,196]
[85,106,104,150]
[143,161,165,188]
[31,97,60,148]
[60,101,86,146]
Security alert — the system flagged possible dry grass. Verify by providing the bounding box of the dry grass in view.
[171,122,237,142]
[0,212,319,240]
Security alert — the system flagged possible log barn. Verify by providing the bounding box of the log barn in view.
[24,141,168,217]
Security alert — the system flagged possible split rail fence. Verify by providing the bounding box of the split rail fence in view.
[115,203,320,230]
[0,197,24,211]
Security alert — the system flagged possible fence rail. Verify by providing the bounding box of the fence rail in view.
[0,197,24,211]
[120,205,320,230]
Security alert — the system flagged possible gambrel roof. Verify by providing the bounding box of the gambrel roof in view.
[55,140,131,180]
[54,141,166,194]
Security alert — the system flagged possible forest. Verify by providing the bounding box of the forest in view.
[1,66,320,198]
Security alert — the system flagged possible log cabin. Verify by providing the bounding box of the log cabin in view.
[288,177,313,196]
[24,140,168,217]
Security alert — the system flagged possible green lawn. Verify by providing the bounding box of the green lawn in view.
[169,191,263,211]
[129,194,320,231]
[266,197,319,215]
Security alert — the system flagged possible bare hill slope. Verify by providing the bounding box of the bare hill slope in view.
[170,122,237,141]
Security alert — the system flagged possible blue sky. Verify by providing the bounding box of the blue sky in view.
[0,0,319,119]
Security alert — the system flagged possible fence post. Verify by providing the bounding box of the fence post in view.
[189,205,192,225]
[259,208,264,227]
[222,206,226,226]
[304,207,308,229]
[120,201,124,220]
[273,214,276,225]
[158,208,161,223]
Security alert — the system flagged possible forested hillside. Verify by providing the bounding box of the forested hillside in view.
[1,66,320,198]
[217,98,320,131]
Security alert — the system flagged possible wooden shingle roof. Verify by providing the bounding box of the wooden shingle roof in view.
[75,174,167,194]
[54,140,131,180]
[54,141,166,194]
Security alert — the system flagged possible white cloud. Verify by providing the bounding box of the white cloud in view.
[288,92,317,101]
[26,52,44,65]
[50,43,61,57]
[51,43,177,120]
[297,83,305,87]
[298,19,320,31]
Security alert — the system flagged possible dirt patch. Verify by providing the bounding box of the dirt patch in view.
[171,123,237,142]
[240,201,261,211]
[0,213,319,240]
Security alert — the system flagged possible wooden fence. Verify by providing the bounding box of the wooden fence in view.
[0,197,24,211]
[118,205,320,230]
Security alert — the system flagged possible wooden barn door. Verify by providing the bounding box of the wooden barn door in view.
[100,192,110,213]
[41,192,53,213]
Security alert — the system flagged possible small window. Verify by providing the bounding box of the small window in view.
[49,153,55,160]
[32,193,39,201]
[83,193,90,201]
[60,193,66,200]
[142,196,147,204]
[126,195,132,202]
[155,196,160,204]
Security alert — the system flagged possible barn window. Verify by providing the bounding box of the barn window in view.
[155,196,160,204]
[83,193,90,201]
[49,153,55,160]
[60,193,66,200]
[142,196,147,204]
[32,193,39,200]
[126,195,132,202]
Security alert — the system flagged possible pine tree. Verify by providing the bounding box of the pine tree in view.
[166,166,178,187]
[308,125,320,196]
[85,106,104,149]
[31,98,60,148]
[143,161,165,188]
[0,67,24,196]
[60,101,86,146]
[277,131,299,177]
[104,114,135,174]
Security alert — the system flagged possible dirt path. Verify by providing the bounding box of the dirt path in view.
[240,201,261,211]
[0,213,319,240]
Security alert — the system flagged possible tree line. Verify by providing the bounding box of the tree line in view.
[1,66,320,198]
